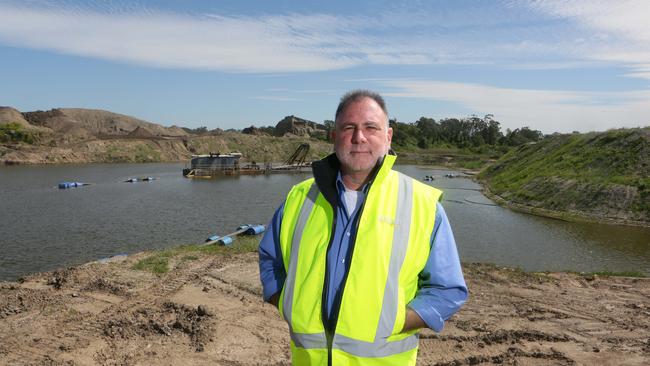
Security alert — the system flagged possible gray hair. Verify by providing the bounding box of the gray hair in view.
[335,89,389,127]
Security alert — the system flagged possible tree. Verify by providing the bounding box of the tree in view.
[505,127,543,146]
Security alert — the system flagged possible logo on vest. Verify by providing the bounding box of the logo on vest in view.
[378,215,395,225]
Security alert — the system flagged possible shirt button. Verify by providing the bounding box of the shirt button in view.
[346,232,351,236]
[342,259,345,264]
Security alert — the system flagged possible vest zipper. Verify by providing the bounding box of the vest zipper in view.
[327,179,374,361]
[329,197,366,332]
[319,158,385,363]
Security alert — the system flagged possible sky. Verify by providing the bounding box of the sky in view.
[1,0,649,134]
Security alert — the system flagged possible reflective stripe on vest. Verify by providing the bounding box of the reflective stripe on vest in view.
[282,172,419,356]
[282,183,327,349]
[332,172,417,357]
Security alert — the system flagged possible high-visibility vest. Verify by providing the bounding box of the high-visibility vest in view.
[278,155,442,365]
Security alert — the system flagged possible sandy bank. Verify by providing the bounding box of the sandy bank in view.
[1,248,648,365]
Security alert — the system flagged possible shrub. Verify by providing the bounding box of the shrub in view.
[0,123,37,144]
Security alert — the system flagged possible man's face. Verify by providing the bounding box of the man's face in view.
[333,97,393,176]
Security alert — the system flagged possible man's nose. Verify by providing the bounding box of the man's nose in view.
[351,128,367,143]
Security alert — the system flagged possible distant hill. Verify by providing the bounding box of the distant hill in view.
[0,106,331,165]
[479,128,650,225]
[0,107,51,133]
[19,108,187,140]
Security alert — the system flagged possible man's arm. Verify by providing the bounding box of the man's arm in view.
[403,202,468,332]
[402,308,427,331]
[258,204,286,307]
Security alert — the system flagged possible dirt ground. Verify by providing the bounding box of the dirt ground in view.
[1,250,648,365]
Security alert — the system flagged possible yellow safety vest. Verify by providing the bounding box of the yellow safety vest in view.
[278,155,442,365]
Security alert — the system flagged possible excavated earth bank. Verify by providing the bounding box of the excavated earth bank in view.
[1,251,648,365]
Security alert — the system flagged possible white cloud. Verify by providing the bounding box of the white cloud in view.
[529,0,650,41]
[1,0,649,78]
[0,2,465,73]
[0,4,361,72]
[1,0,650,92]
[525,0,650,79]
[381,79,650,133]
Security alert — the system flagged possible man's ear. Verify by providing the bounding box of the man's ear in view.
[330,130,336,143]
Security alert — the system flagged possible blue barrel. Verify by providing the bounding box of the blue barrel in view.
[245,225,266,235]
[218,236,233,246]
[59,182,83,189]
[206,235,220,242]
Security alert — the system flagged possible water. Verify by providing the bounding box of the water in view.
[0,163,648,281]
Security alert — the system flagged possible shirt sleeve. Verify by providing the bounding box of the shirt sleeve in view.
[258,203,286,302]
[407,202,468,332]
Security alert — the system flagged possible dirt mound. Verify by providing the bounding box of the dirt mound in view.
[0,106,31,128]
[0,285,65,319]
[59,108,187,137]
[104,301,214,352]
[274,115,327,138]
[0,107,53,135]
[83,278,133,297]
[126,125,156,138]
[20,107,187,140]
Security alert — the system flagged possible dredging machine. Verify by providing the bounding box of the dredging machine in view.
[182,143,311,178]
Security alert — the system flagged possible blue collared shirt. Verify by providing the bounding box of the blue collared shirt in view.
[258,174,468,332]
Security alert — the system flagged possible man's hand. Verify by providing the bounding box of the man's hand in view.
[402,308,426,332]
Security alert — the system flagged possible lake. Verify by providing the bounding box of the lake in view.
[0,162,648,281]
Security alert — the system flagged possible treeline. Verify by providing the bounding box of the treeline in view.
[389,115,543,150]
[182,114,544,151]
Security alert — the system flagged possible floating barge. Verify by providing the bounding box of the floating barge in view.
[182,145,312,178]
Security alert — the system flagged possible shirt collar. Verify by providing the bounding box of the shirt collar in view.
[336,172,370,194]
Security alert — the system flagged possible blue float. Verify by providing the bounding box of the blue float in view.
[204,223,266,246]
[58,182,88,189]
[124,177,156,183]
[218,236,233,246]
[206,235,220,242]
[245,225,266,235]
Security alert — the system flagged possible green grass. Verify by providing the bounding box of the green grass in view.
[105,146,126,163]
[479,128,650,220]
[132,236,260,274]
[454,159,486,170]
[132,250,175,273]
[0,122,37,144]
[134,143,162,162]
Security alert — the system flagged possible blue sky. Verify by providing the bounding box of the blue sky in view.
[1,0,649,133]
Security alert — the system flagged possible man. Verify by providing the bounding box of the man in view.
[259,90,467,365]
